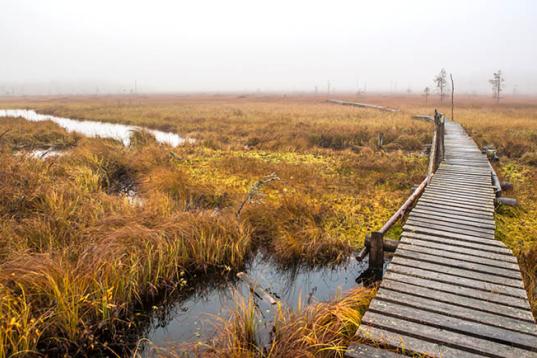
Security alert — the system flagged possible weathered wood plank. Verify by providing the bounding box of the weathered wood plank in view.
[398,240,519,270]
[391,256,525,289]
[409,211,495,230]
[359,314,537,358]
[421,191,495,205]
[403,225,504,247]
[368,300,537,351]
[395,247,521,279]
[381,278,536,323]
[357,324,484,358]
[401,232,511,255]
[426,183,495,195]
[376,288,537,336]
[417,198,495,213]
[384,270,532,310]
[414,202,494,218]
[410,208,495,227]
[422,188,495,201]
[388,263,527,299]
[412,205,495,222]
[405,218,495,239]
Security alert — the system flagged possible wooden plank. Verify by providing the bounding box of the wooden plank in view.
[434,171,492,179]
[388,263,527,299]
[415,200,495,216]
[395,247,521,279]
[403,225,504,247]
[359,313,537,358]
[431,174,492,185]
[429,182,493,193]
[376,288,537,336]
[444,161,489,167]
[427,183,495,195]
[402,232,511,256]
[422,188,495,201]
[437,163,490,177]
[391,256,525,289]
[406,215,495,235]
[399,236,516,263]
[421,191,494,206]
[345,344,405,358]
[418,198,495,214]
[357,324,483,358]
[419,195,495,211]
[414,203,493,220]
[410,208,495,227]
[398,240,520,270]
[384,270,531,310]
[409,211,495,230]
[381,278,536,323]
[433,172,492,181]
[437,168,492,176]
[404,219,495,240]
[368,300,537,351]
[427,179,494,190]
[430,176,493,187]
[438,165,492,173]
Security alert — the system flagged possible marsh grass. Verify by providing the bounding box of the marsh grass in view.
[0,95,489,356]
[0,118,80,151]
[201,287,376,358]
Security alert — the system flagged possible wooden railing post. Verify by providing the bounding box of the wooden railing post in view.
[369,231,384,277]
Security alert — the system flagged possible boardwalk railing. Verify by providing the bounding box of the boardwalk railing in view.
[358,111,445,277]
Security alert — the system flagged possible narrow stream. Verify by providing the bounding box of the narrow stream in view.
[142,253,381,354]
[0,109,190,147]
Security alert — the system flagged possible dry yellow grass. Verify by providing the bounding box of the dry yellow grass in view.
[1,94,536,356]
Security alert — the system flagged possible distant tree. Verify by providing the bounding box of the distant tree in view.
[424,86,431,104]
[434,68,447,103]
[489,70,505,103]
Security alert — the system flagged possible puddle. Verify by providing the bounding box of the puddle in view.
[142,254,374,353]
[0,109,192,147]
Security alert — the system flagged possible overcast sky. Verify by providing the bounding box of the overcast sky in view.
[1,0,536,95]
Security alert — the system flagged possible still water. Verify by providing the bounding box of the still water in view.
[0,109,189,147]
[144,254,370,352]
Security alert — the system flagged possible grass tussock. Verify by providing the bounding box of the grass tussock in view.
[203,287,375,358]
[0,117,79,150]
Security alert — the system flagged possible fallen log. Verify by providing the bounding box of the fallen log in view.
[237,272,279,305]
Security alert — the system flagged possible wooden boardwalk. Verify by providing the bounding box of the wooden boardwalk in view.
[347,120,537,357]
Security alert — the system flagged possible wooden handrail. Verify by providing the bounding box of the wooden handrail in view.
[359,111,445,277]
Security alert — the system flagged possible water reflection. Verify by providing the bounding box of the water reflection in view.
[0,109,191,147]
[145,254,367,350]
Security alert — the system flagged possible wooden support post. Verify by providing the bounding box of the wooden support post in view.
[501,182,513,191]
[365,235,399,253]
[368,231,384,277]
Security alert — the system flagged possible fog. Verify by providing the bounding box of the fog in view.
[1,0,536,95]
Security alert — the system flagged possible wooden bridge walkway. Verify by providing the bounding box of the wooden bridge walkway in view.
[347,120,537,357]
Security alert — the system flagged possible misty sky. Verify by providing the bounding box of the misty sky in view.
[1,0,536,95]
